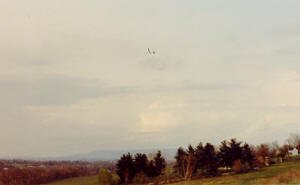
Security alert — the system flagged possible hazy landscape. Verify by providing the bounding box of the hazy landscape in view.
[43,161,300,185]
[1,0,300,184]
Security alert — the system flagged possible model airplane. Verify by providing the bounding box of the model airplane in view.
[146,48,156,55]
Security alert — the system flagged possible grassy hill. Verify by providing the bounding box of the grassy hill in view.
[42,175,99,185]
[44,161,300,185]
[172,161,300,185]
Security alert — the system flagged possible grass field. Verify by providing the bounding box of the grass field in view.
[44,161,300,185]
[42,175,99,185]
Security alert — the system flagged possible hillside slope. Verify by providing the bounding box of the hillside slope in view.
[44,161,300,185]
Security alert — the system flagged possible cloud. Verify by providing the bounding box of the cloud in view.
[138,111,180,133]
[139,55,182,71]
[0,71,244,108]
[0,74,136,106]
[135,101,184,133]
[1,0,300,158]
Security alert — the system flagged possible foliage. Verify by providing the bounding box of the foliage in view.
[175,143,218,183]
[279,144,290,158]
[184,145,197,182]
[174,147,187,177]
[218,139,243,168]
[232,159,251,173]
[116,153,135,183]
[116,151,166,183]
[218,139,255,171]
[146,160,157,178]
[134,153,148,174]
[98,168,112,185]
[201,143,219,176]
[154,150,166,176]
[111,174,120,185]
[0,164,98,185]
[132,172,148,184]
[195,142,204,170]
[241,144,255,166]
[255,144,271,167]
[287,133,300,151]
[169,161,300,185]
[42,160,300,185]
[232,159,243,173]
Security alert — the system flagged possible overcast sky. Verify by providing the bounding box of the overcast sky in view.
[1,0,300,158]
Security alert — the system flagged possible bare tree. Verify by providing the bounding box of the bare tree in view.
[286,133,300,151]
[183,145,197,185]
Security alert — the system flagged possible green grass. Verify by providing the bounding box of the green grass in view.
[44,161,300,185]
[172,161,300,185]
[42,175,99,185]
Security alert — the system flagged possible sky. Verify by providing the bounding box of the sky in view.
[1,0,300,158]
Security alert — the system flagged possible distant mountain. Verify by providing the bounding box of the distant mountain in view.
[52,148,177,162]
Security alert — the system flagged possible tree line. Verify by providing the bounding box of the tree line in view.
[0,165,96,185]
[1,134,299,185]
[115,151,166,184]
[108,134,300,185]
[174,137,300,184]
[174,139,254,184]
[0,161,111,185]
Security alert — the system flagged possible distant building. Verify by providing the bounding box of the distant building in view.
[288,148,299,157]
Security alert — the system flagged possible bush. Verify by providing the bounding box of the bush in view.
[133,172,148,184]
[232,159,251,173]
[112,173,120,185]
[232,159,243,173]
[99,168,113,185]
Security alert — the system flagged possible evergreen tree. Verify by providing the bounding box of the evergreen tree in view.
[116,153,135,183]
[154,150,166,176]
[241,143,255,166]
[218,140,231,167]
[195,142,205,169]
[218,139,243,168]
[229,139,243,165]
[174,147,187,177]
[146,160,157,178]
[202,143,219,176]
[134,153,148,174]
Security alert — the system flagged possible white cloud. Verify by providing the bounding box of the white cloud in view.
[1,0,300,157]
[135,101,183,133]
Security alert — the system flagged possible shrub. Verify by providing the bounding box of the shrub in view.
[133,172,148,184]
[112,173,120,185]
[99,168,113,185]
[232,159,243,173]
[232,159,251,173]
